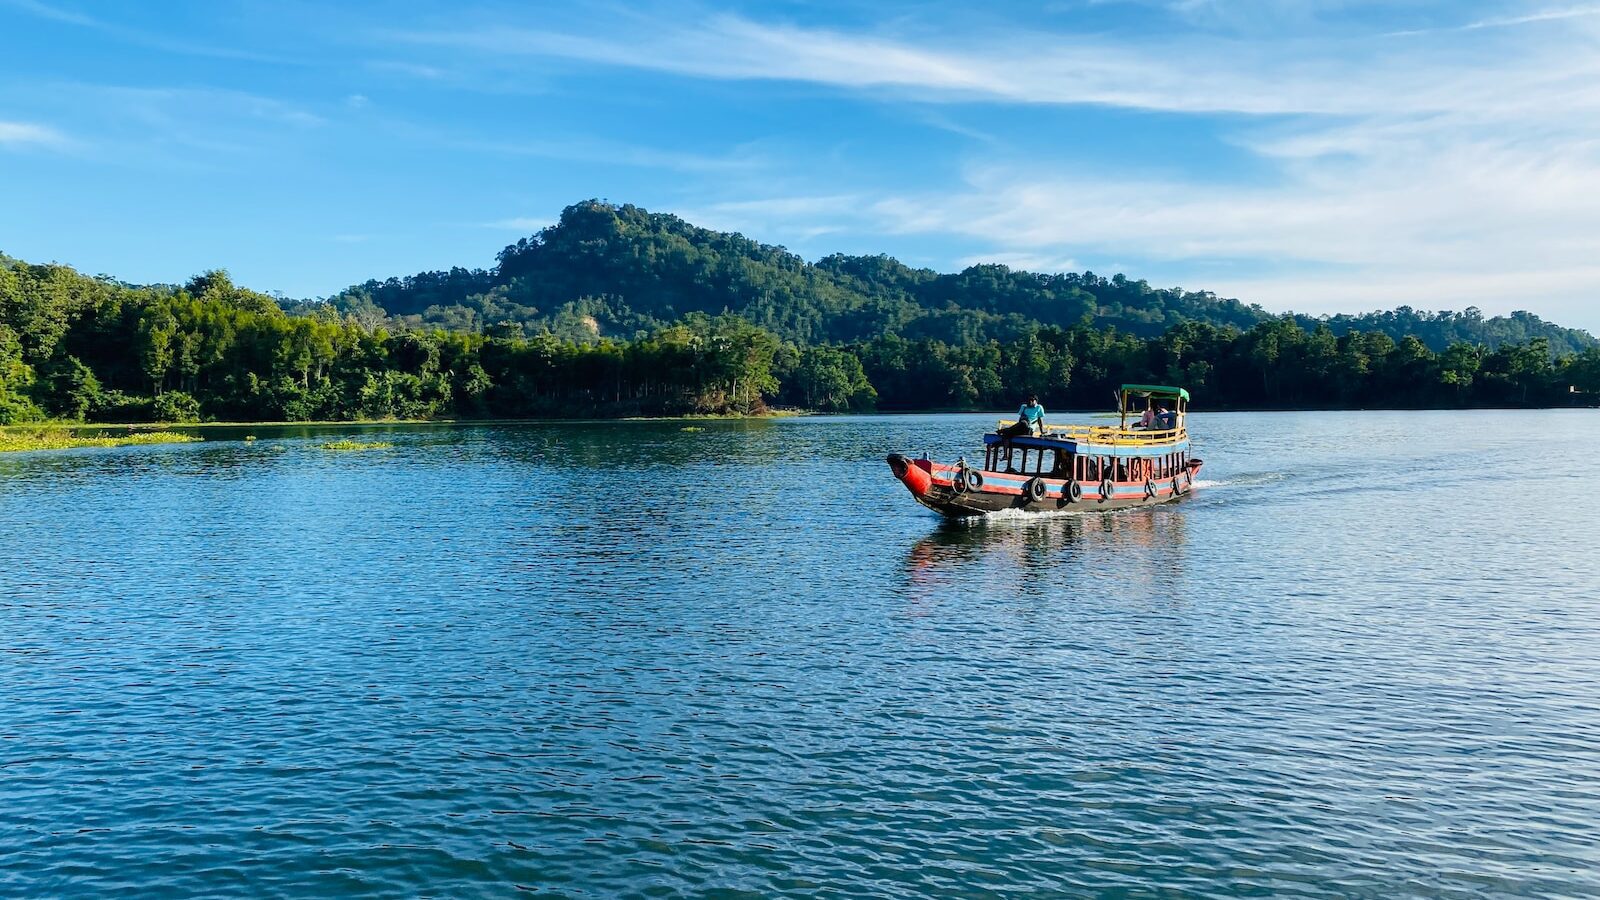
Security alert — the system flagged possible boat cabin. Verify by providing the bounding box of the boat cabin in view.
[1117,383,1190,431]
[979,384,1192,484]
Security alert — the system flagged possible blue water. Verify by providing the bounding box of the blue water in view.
[3,411,1599,897]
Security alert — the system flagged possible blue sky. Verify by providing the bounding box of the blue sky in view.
[3,0,1599,330]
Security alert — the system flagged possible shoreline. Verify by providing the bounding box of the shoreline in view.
[2,404,1593,435]
[0,411,809,431]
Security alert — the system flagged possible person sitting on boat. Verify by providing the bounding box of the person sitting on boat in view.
[1137,403,1156,429]
[1000,395,1046,439]
[1155,404,1176,430]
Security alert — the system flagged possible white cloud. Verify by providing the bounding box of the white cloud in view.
[0,120,70,148]
[366,60,447,80]
[655,126,1600,323]
[1384,4,1600,36]
[78,85,326,129]
[391,6,1598,326]
[390,13,1600,119]
[1,0,94,26]
[1463,4,1600,30]
[2,0,305,64]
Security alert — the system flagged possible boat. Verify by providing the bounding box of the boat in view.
[886,384,1204,518]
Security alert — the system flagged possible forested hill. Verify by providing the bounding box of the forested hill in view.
[5,249,1600,426]
[326,200,1597,355]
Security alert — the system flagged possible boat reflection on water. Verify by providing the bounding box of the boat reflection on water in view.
[903,507,1190,603]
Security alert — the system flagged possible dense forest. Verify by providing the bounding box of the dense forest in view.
[3,203,1599,425]
[321,200,1598,356]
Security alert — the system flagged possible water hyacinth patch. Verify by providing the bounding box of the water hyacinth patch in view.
[0,429,202,453]
[320,439,394,451]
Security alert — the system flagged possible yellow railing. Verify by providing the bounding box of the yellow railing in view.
[996,420,1187,446]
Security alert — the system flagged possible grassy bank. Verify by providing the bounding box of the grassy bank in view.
[0,428,203,453]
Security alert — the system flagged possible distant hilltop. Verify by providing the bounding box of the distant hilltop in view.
[318,200,1597,355]
[4,234,1598,424]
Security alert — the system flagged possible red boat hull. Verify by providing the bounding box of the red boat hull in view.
[887,454,1203,518]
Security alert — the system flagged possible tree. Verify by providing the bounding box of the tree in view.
[0,324,42,423]
[40,355,103,420]
[1438,343,1482,402]
[137,307,177,395]
[1566,346,1600,397]
[153,390,201,423]
[794,346,876,411]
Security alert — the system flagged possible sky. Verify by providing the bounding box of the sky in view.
[2,0,1599,330]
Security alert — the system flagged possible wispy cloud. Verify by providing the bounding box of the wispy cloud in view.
[0,119,71,148]
[0,0,95,27]
[0,83,328,170]
[1389,3,1600,35]
[720,132,1600,317]
[365,60,448,80]
[387,12,1600,119]
[82,85,326,129]
[2,0,307,64]
[12,1,1600,325]
[385,5,1600,323]
[1467,3,1600,28]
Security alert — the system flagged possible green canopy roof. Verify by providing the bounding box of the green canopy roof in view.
[1120,384,1191,402]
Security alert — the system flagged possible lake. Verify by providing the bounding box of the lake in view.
[3,410,1599,897]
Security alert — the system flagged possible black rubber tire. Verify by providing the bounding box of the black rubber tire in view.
[1099,479,1115,503]
[1144,478,1157,499]
[966,470,984,490]
[1172,477,1183,496]
[1024,477,1046,502]
[1066,480,1083,502]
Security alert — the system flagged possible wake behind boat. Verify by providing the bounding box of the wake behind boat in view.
[887,384,1203,518]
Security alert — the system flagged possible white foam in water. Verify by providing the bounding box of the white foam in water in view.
[948,506,1088,526]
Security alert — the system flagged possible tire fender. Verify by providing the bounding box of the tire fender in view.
[1024,477,1046,502]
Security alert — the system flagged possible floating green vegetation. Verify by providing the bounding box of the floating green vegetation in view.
[321,439,394,451]
[679,426,705,432]
[0,428,202,453]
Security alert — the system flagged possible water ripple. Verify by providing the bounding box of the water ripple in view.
[3,412,1600,896]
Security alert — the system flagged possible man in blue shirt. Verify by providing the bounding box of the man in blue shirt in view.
[1001,394,1046,438]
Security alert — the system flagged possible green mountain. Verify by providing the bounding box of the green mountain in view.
[5,245,1599,425]
[325,200,1596,355]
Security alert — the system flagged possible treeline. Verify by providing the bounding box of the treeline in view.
[849,320,1600,411]
[2,253,1597,425]
[0,256,789,423]
[321,200,1598,356]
